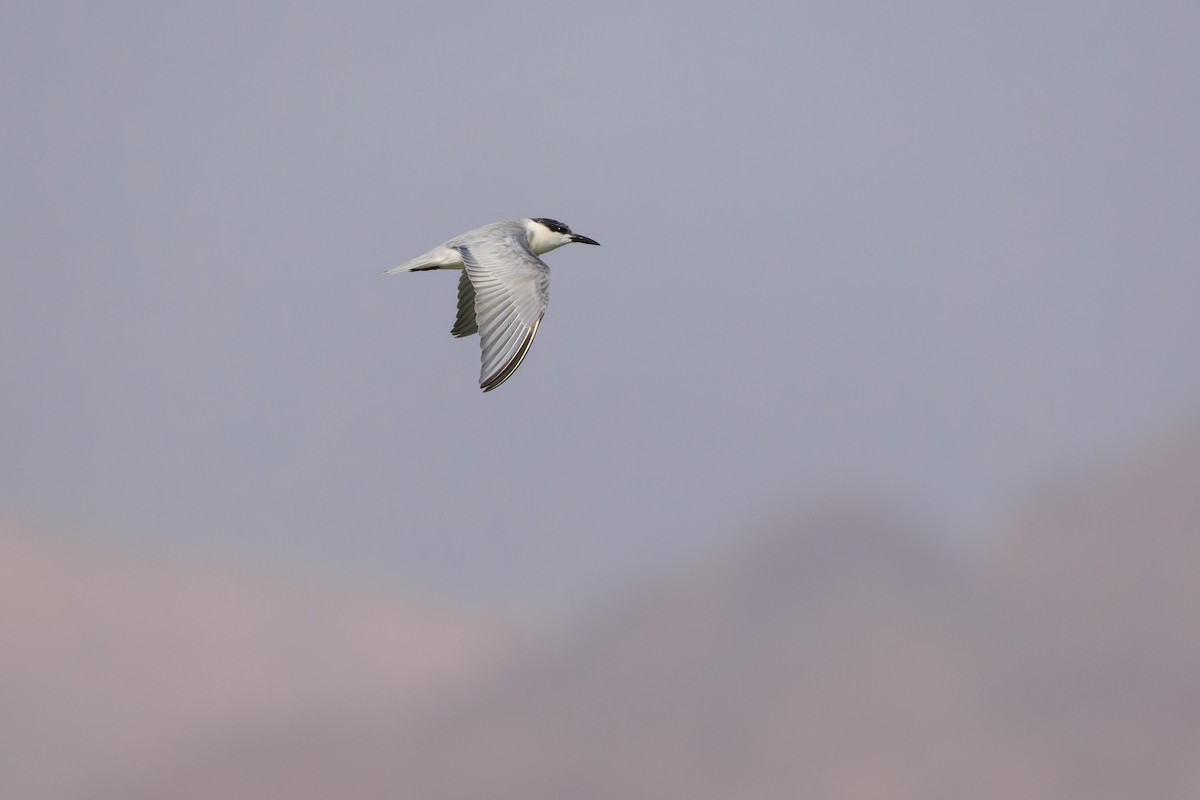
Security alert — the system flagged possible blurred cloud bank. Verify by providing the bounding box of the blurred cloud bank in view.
[0,531,512,799]
[5,421,1200,799]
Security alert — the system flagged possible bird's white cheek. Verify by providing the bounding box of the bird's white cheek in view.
[528,231,564,255]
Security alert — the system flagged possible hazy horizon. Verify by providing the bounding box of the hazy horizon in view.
[6,417,1200,798]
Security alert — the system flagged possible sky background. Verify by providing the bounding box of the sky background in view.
[2,0,1198,613]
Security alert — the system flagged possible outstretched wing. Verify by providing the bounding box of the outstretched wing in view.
[454,231,550,392]
[451,271,477,337]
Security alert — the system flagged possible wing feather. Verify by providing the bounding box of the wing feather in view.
[451,272,477,337]
[454,229,550,392]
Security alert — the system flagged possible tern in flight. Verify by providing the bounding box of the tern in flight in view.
[384,218,600,392]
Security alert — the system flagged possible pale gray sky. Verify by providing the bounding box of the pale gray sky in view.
[3,1,1198,609]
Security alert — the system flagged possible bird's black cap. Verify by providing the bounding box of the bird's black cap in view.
[532,217,572,234]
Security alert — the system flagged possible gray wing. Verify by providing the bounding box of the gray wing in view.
[451,271,477,337]
[454,231,550,392]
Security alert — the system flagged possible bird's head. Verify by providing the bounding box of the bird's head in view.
[525,218,600,255]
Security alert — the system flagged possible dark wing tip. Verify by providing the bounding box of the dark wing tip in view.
[479,319,541,392]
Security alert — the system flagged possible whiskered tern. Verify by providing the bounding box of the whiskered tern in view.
[384,218,600,392]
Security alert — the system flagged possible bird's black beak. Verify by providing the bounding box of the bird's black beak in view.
[570,234,600,246]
